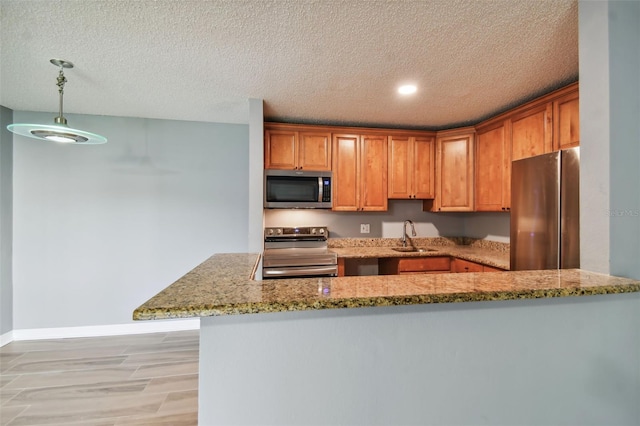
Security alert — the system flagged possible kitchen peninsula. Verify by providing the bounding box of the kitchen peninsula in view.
[134,252,640,425]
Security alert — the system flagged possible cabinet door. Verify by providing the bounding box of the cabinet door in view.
[388,135,435,200]
[332,134,360,211]
[298,131,332,171]
[510,103,553,161]
[413,136,435,199]
[553,91,580,150]
[452,258,484,273]
[475,121,510,211]
[435,132,475,211]
[265,130,297,169]
[360,134,388,211]
[388,136,412,199]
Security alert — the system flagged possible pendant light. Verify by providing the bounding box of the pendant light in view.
[7,59,107,144]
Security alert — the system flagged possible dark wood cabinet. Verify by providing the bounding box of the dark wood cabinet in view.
[379,256,451,275]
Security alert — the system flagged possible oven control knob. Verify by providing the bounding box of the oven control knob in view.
[310,228,317,234]
[319,228,325,235]
[267,229,274,235]
[276,228,283,235]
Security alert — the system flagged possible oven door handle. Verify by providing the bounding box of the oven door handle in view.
[264,237,327,242]
[262,265,338,278]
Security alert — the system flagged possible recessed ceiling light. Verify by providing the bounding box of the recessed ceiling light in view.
[398,84,417,95]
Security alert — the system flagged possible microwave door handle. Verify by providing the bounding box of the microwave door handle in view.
[318,177,323,203]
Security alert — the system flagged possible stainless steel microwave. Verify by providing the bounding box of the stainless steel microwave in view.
[264,170,332,209]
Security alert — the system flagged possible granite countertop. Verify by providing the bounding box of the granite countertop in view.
[133,253,640,320]
[328,237,510,269]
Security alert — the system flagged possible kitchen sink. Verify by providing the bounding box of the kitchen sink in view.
[391,247,438,253]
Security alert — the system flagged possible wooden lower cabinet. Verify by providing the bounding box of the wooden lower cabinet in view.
[482,264,505,272]
[451,258,484,273]
[452,258,504,273]
[340,256,505,276]
[379,257,451,275]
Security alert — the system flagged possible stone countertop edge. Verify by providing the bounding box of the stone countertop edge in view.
[133,253,640,321]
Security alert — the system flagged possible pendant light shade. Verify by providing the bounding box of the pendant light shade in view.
[6,59,107,145]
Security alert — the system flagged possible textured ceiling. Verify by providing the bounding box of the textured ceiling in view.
[0,0,578,129]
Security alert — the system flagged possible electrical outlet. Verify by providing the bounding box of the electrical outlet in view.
[360,223,370,234]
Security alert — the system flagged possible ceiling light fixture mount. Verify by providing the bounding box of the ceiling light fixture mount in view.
[7,59,107,144]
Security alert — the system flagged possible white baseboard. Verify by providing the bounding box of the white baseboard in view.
[0,330,14,347]
[8,318,200,343]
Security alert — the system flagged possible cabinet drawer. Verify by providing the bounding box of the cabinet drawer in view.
[452,258,484,273]
[379,256,451,274]
[482,265,505,272]
[452,258,505,273]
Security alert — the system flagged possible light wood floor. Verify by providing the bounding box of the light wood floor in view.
[0,330,199,426]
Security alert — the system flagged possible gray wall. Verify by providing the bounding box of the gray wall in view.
[608,0,640,279]
[580,0,640,280]
[12,111,249,330]
[0,106,13,336]
[580,0,611,274]
[248,99,265,253]
[265,200,463,239]
[460,212,510,243]
[200,293,640,425]
[265,200,510,241]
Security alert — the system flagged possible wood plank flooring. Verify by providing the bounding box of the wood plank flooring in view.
[0,330,199,425]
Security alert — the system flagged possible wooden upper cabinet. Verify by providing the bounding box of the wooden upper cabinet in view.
[264,125,331,170]
[413,137,436,199]
[360,135,388,210]
[475,120,511,212]
[332,134,359,211]
[332,133,387,211]
[553,89,580,150]
[387,136,411,199]
[388,135,435,199]
[510,103,553,161]
[264,129,297,169]
[298,131,332,170]
[425,129,475,212]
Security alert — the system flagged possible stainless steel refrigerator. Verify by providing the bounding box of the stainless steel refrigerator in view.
[510,147,580,270]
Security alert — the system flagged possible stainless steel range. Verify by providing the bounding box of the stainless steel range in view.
[262,226,338,279]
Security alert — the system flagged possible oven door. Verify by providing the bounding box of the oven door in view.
[262,248,338,278]
[262,264,338,278]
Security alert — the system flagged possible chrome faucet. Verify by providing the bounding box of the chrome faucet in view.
[402,220,417,247]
